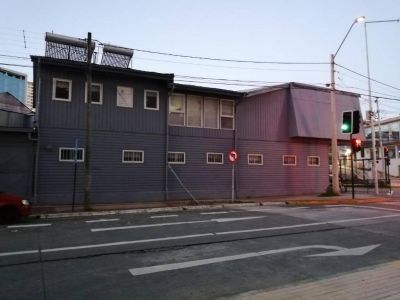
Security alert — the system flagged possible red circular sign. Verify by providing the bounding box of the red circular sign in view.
[228,150,239,163]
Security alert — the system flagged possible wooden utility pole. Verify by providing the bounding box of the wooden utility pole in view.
[84,32,92,211]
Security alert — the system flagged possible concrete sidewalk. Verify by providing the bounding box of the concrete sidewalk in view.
[30,194,388,219]
[228,259,400,300]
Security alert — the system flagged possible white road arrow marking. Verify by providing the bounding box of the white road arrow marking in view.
[128,244,380,276]
[307,244,381,257]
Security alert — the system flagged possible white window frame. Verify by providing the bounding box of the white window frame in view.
[220,99,235,130]
[307,156,320,166]
[207,152,224,165]
[186,95,203,128]
[169,94,186,127]
[282,155,296,166]
[59,147,85,162]
[248,154,263,166]
[144,90,159,111]
[203,97,220,129]
[52,78,72,102]
[85,82,103,105]
[122,150,144,164]
[168,151,186,164]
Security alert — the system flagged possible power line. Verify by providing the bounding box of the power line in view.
[336,63,400,92]
[134,56,328,72]
[133,48,329,65]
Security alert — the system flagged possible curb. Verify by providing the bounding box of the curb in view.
[285,198,386,206]
[31,202,263,219]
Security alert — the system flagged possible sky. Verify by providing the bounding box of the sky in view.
[1,0,399,118]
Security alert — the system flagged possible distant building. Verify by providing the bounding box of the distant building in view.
[363,116,400,177]
[0,67,27,104]
[26,81,34,109]
[0,92,36,197]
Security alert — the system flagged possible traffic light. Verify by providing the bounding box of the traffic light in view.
[341,110,361,134]
[351,138,362,152]
[341,111,352,133]
[352,110,360,134]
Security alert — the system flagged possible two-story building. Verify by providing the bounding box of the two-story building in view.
[29,34,362,205]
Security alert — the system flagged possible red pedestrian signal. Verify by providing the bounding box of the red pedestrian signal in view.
[384,147,389,157]
[351,138,362,152]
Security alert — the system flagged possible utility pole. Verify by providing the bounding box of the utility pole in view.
[376,98,385,177]
[84,32,93,211]
[330,54,340,194]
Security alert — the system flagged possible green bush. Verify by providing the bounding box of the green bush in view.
[319,185,339,197]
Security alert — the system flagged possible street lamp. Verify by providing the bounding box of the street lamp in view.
[364,18,399,195]
[330,16,365,194]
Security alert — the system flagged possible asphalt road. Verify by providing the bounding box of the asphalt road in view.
[1,202,400,299]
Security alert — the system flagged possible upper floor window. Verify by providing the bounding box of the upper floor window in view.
[52,78,72,101]
[117,86,134,108]
[307,156,320,166]
[283,155,296,166]
[144,90,159,110]
[220,100,234,130]
[169,94,185,126]
[187,95,203,127]
[204,97,219,129]
[59,147,84,162]
[85,83,103,104]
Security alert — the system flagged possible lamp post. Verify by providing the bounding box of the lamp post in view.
[363,19,399,195]
[330,16,365,194]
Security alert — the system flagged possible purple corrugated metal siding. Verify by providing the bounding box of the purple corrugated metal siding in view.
[236,88,331,197]
[290,87,364,140]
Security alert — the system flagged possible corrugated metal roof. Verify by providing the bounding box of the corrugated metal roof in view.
[0,92,33,115]
[244,82,360,98]
[31,56,174,82]
[173,83,244,98]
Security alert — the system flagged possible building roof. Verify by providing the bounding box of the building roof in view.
[173,83,245,98]
[364,115,400,128]
[31,56,174,83]
[244,82,360,98]
[0,92,33,115]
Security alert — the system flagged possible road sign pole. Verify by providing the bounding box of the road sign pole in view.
[231,163,235,203]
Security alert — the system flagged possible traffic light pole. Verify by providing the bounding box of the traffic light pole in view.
[350,134,355,200]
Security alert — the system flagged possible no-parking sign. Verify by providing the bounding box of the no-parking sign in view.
[228,149,239,163]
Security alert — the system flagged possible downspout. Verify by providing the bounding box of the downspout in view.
[32,57,41,205]
[165,81,174,201]
[234,93,246,201]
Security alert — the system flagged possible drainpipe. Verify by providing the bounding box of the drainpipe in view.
[165,82,174,201]
[234,93,246,201]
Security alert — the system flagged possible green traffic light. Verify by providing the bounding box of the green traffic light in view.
[341,123,350,133]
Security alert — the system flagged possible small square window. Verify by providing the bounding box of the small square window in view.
[59,148,84,162]
[283,155,296,166]
[248,154,263,165]
[122,150,144,163]
[53,78,72,101]
[85,83,103,104]
[207,153,223,164]
[307,156,320,166]
[168,152,185,164]
[144,90,159,110]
